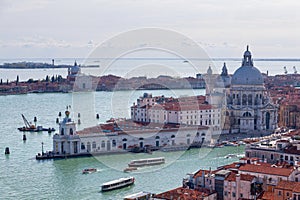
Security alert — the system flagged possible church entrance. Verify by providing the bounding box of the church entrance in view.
[266,112,270,130]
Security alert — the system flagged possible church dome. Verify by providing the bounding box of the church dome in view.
[71,61,80,74]
[231,46,264,85]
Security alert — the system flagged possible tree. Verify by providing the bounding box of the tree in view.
[51,75,55,83]
[0,79,2,85]
[6,79,9,85]
[16,75,19,85]
[45,75,49,82]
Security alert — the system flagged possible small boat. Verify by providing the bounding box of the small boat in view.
[123,191,152,200]
[18,126,55,132]
[123,167,138,173]
[224,142,238,147]
[128,157,165,167]
[101,177,135,192]
[225,154,238,159]
[82,168,97,174]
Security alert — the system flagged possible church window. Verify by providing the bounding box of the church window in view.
[101,141,105,148]
[248,94,253,105]
[242,94,247,105]
[92,141,96,148]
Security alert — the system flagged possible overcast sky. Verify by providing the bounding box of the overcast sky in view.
[0,0,300,59]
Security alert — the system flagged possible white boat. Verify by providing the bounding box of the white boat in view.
[101,177,135,192]
[123,167,138,173]
[82,168,97,174]
[123,191,152,200]
[225,154,238,159]
[128,157,165,167]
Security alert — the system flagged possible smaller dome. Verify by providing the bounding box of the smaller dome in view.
[71,65,80,74]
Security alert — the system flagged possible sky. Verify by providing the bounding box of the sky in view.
[0,0,300,59]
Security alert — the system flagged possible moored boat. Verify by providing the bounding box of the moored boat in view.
[123,167,138,172]
[82,168,97,174]
[101,177,135,192]
[225,154,238,159]
[18,114,55,132]
[128,157,165,167]
[123,191,152,200]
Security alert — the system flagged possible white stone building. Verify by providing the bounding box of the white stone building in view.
[206,46,278,134]
[52,111,210,156]
[131,94,222,135]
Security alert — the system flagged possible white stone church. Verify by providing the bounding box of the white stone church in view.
[206,46,278,134]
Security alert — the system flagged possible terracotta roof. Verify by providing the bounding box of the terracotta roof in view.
[275,180,300,193]
[240,174,256,181]
[77,120,208,135]
[239,163,294,177]
[193,169,211,178]
[258,191,275,200]
[153,187,215,200]
[225,172,237,181]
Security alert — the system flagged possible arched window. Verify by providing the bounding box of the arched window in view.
[122,138,127,142]
[61,128,64,135]
[101,141,105,148]
[112,140,116,147]
[171,135,175,138]
[242,94,247,105]
[243,112,252,117]
[248,94,252,105]
[87,142,91,152]
[155,136,160,139]
[92,141,96,149]
[70,128,73,135]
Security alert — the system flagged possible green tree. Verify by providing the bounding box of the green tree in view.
[16,75,19,85]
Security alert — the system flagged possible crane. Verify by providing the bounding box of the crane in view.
[284,66,288,75]
[293,66,297,74]
[21,114,35,129]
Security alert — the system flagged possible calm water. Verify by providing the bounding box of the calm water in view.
[0,89,245,199]
[0,58,299,81]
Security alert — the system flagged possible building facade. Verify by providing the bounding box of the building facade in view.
[206,46,278,134]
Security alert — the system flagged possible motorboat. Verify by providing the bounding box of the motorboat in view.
[101,177,135,192]
[82,168,97,174]
[128,157,165,168]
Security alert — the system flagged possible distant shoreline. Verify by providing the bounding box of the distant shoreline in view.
[0,62,99,69]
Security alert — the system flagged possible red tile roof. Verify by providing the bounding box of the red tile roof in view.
[275,180,300,193]
[239,163,294,177]
[153,187,216,200]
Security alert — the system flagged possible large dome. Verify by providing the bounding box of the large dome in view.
[231,46,264,85]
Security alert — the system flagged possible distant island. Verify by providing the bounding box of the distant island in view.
[0,61,99,69]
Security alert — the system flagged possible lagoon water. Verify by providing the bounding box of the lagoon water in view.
[0,89,245,199]
[1,58,300,81]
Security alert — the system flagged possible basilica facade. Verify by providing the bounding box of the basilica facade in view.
[206,46,278,134]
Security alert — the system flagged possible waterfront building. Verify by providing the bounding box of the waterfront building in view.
[51,111,210,157]
[180,157,300,200]
[131,94,222,138]
[245,131,300,165]
[206,46,278,134]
